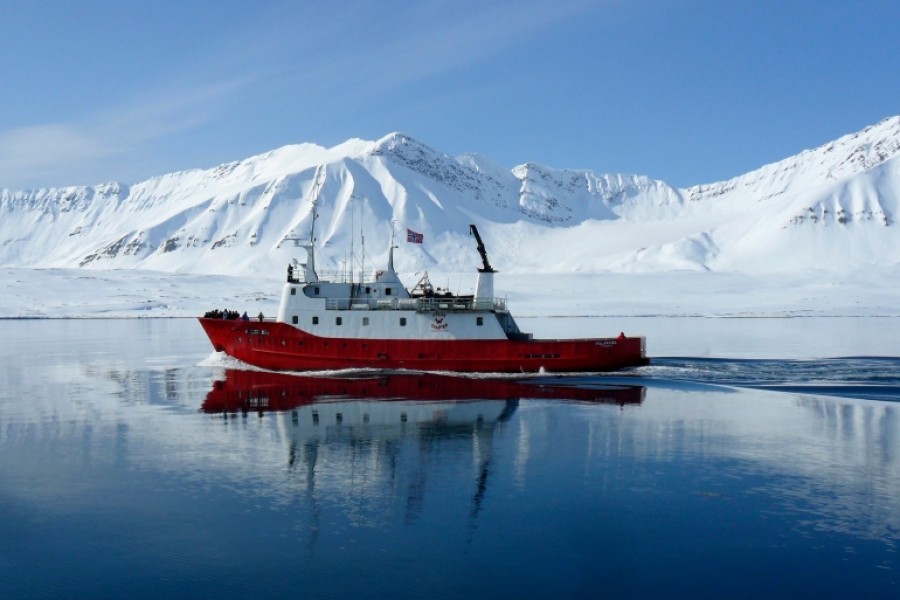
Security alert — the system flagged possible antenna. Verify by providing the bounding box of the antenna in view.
[340,193,371,284]
[349,192,354,284]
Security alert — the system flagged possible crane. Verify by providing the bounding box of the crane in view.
[469,224,495,273]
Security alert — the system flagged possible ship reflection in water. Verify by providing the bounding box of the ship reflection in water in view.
[202,369,645,415]
[202,370,645,527]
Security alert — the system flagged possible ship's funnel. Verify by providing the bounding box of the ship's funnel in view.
[469,224,495,310]
[474,271,494,310]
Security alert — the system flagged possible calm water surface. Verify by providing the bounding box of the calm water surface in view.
[1,319,899,599]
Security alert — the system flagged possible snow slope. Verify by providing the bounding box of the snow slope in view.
[0,117,898,318]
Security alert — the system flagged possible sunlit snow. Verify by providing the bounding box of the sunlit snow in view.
[1,117,897,322]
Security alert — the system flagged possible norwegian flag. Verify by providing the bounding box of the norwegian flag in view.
[406,228,424,244]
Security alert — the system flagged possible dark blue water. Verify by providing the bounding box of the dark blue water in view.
[640,356,900,401]
[1,320,898,598]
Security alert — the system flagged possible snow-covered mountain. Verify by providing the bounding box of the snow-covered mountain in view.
[1,116,898,280]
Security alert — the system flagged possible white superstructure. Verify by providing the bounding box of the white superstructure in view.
[275,245,523,341]
[275,196,526,341]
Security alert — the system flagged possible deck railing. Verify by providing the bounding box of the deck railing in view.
[324,296,507,312]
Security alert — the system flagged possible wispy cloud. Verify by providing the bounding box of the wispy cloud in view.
[0,75,254,190]
[265,0,601,98]
[367,1,598,87]
[0,124,111,190]
[0,0,601,190]
[96,76,256,145]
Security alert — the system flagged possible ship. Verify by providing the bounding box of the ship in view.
[199,197,649,373]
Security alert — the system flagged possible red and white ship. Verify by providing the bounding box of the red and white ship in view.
[199,214,648,373]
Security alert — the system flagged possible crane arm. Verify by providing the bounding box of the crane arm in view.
[469,224,495,273]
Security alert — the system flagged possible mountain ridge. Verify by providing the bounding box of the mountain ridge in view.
[1,116,897,277]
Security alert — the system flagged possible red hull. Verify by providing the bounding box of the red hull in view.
[198,317,649,373]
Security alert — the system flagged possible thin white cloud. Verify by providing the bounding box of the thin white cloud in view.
[96,76,255,144]
[374,1,597,85]
[0,75,255,190]
[265,0,601,96]
[0,124,111,189]
[0,0,602,190]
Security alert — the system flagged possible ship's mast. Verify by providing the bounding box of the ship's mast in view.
[350,193,368,284]
[348,193,355,284]
[293,166,324,283]
[359,202,366,283]
[388,220,398,271]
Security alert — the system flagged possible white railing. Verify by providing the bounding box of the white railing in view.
[314,270,378,284]
[321,296,508,312]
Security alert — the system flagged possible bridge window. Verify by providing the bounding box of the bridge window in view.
[385,287,392,296]
[336,317,342,325]
[291,288,296,295]
[476,317,484,326]
[400,317,407,326]
[314,286,320,295]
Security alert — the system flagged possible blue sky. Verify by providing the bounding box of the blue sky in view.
[1,0,897,190]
